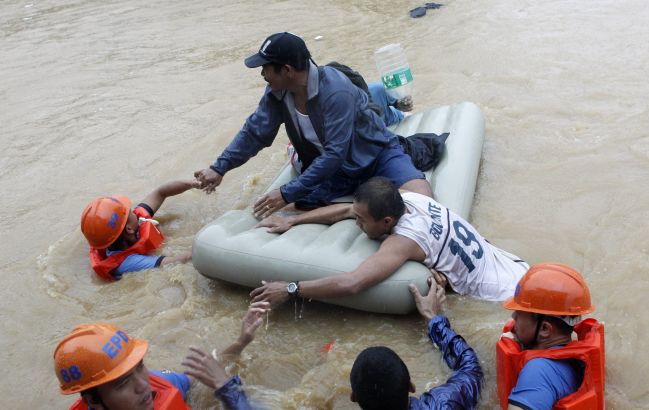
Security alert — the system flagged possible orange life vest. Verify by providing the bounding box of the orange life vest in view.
[69,373,189,409]
[496,318,605,410]
[88,208,164,280]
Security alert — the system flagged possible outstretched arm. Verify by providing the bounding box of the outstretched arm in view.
[141,179,200,215]
[413,281,483,409]
[256,202,354,233]
[250,234,425,306]
[182,302,270,409]
[219,301,271,362]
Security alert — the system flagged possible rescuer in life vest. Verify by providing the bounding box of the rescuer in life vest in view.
[497,263,605,410]
[54,301,270,409]
[80,180,200,280]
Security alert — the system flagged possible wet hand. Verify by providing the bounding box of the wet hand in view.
[253,189,287,219]
[182,347,229,391]
[430,269,448,289]
[194,168,223,194]
[249,280,290,308]
[409,279,445,322]
[239,301,271,345]
[255,215,295,233]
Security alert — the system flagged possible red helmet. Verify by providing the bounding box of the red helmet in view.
[503,263,594,316]
[53,323,148,394]
[80,195,132,249]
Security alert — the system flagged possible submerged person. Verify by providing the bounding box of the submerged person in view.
[194,32,431,220]
[252,176,529,305]
[79,179,199,280]
[351,280,482,409]
[53,302,270,409]
[497,263,605,410]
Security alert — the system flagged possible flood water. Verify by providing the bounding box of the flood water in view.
[1,0,648,408]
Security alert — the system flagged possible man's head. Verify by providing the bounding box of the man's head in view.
[244,32,311,70]
[353,177,405,239]
[54,323,153,410]
[80,196,139,250]
[245,32,311,93]
[350,346,415,410]
[503,263,594,349]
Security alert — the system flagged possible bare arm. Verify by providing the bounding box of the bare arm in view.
[141,179,200,214]
[250,234,426,306]
[508,405,524,410]
[159,251,192,266]
[256,202,355,233]
[219,301,270,362]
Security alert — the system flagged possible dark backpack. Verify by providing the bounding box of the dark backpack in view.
[325,61,383,116]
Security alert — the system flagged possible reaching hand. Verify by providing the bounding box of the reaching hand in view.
[249,280,290,308]
[182,347,229,391]
[255,215,295,234]
[429,269,448,289]
[238,301,271,346]
[253,189,288,220]
[194,168,223,194]
[409,278,446,322]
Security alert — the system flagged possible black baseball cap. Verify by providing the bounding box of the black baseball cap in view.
[244,32,311,68]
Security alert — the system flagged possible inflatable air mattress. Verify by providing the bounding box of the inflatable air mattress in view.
[193,102,485,314]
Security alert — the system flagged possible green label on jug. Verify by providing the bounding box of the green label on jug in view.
[381,68,413,89]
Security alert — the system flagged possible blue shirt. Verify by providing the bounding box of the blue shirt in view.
[150,370,191,401]
[409,315,483,410]
[508,357,583,410]
[106,251,163,279]
[212,62,399,204]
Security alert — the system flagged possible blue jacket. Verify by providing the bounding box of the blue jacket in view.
[409,316,483,410]
[211,62,398,203]
[215,375,253,409]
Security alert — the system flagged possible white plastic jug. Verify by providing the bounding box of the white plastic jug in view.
[374,43,413,100]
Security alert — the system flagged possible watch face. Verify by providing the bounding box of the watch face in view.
[287,282,298,294]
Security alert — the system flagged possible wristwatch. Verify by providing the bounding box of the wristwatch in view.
[287,281,300,299]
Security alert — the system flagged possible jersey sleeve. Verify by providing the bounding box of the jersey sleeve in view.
[392,214,433,266]
[508,358,581,410]
[149,370,190,401]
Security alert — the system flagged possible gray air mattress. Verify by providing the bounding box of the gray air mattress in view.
[193,102,485,314]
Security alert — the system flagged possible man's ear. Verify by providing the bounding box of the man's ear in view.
[409,379,416,393]
[539,319,553,339]
[382,216,395,227]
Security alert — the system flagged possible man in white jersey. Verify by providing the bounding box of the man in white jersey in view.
[251,177,528,306]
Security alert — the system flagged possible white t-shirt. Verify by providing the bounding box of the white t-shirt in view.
[296,110,324,153]
[393,192,528,301]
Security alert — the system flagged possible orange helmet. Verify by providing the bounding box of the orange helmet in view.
[503,263,594,316]
[80,195,132,249]
[53,323,148,394]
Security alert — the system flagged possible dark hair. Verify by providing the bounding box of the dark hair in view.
[354,177,405,220]
[350,346,411,410]
[267,56,310,73]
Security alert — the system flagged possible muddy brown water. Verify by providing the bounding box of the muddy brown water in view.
[1,0,648,408]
